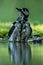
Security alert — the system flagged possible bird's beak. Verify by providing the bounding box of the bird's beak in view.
[16,8,22,12]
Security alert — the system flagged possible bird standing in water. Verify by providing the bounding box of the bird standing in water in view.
[8,8,32,65]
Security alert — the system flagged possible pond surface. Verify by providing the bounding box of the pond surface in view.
[0,41,43,65]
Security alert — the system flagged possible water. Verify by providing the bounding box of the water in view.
[0,40,43,65]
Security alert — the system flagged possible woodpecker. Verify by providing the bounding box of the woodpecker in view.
[8,8,32,65]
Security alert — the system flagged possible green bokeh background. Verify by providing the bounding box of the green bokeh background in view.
[0,0,43,24]
[0,0,43,65]
[0,0,43,37]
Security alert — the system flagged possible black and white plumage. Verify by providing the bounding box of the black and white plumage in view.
[8,22,15,38]
[8,8,31,65]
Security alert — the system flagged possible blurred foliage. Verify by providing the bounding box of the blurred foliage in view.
[31,24,43,36]
[0,22,43,37]
[0,0,43,37]
[0,22,11,37]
